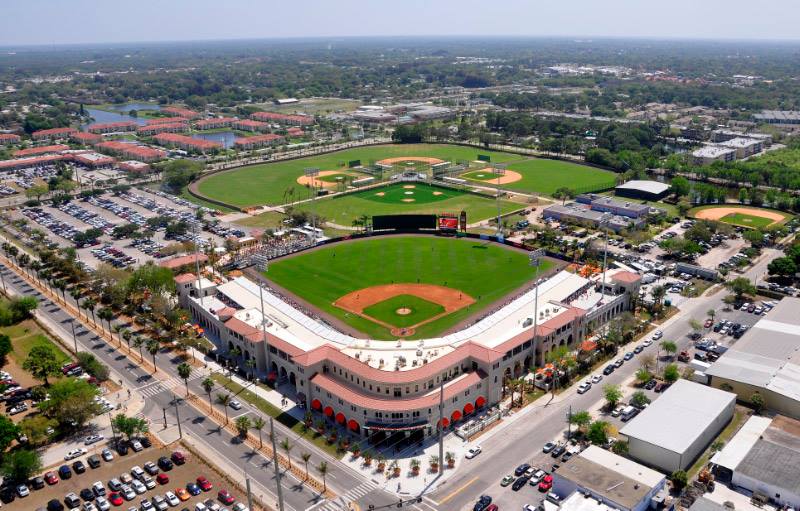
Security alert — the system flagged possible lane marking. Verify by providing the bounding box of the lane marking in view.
[435,476,478,505]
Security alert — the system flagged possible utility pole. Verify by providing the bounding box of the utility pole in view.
[259,285,271,376]
[566,405,572,440]
[162,408,167,429]
[174,400,182,439]
[0,268,6,294]
[529,249,544,367]
[438,381,444,475]
[194,223,204,306]
[269,418,285,511]
[245,478,254,511]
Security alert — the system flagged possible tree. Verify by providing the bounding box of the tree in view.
[76,352,110,382]
[553,187,575,205]
[663,363,680,383]
[146,339,160,372]
[631,391,651,408]
[83,297,97,325]
[707,309,716,321]
[725,277,756,302]
[202,377,215,410]
[768,257,797,278]
[177,363,192,397]
[18,415,54,446]
[216,393,231,424]
[660,340,678,360]
[234,416,251,438]
[569,410,592,432]
[301,452,312,480]
[670,177,690,197]
[280,438,293,469]
[635,368,652,385]
[316,461,329,492]
[9,296,38,322]
[1,449,42,483]
[25,185,49,201]
[22,345,61,385]
[670,470,688,491]
[0,416,20,452]
[0,333,11,366]
[587,420,609,445]
[38,378,101,429]
[750,392,766,414]
[676,198,692,217]
[603,384,622,409]
[252,416,266,449]
[111,414,149,441]
[132,335,145,363]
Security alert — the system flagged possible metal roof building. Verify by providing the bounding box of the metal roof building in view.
[614,180,671,201]
[710,415,800,509]
[707,298,800,419]
[620,379,736,472]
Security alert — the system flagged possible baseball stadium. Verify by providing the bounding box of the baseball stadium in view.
[175,230,641,444]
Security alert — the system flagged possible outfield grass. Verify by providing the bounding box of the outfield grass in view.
[297,183,522,226]
[361,295,445,328]
[265,236,551,339]
[502,159,617,196]
[196,144,520,207]
[721,212,777,229]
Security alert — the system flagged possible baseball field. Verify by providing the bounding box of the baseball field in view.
[498,159,618,195]
[264,235,553,340]
[195,144,519,208]
[292,182,522,227]
[690,205,793,229]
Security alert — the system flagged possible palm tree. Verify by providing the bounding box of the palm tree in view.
[301,452,312,480]
[252,416,266,448]
[177,363,192,397]
[707,308,716,321]
[98,307,114,336]
[132,335,145,363]
[216,393,231,424]
[245,359,256,380]
[112,324,123,347]
[201,377,215,410]
[316,461,328,492]
[122,329,132,351]
[234,416,251,438]
[83,298,97,326]
[280,438,293,469]
[146,339,160,372]
[651,285,667,315]
[54,279,67,302]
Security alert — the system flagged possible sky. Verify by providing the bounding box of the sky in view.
[2,0,800,46]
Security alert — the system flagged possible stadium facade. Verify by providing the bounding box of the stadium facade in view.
[176,253,640,441]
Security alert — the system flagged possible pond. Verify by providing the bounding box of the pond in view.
[192,131,236,149]
[82,103,162,128]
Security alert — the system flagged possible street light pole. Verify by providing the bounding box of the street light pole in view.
[174,400,182,439]
[70,319,78,354]
[438,381,444,476]
[529,249,544,368]
[269,418,285,511]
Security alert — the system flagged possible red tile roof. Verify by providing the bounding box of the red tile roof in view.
[174,273,197,284]
[310,370,486,412]
[251,111,314,125]
[233,134,284,147]
[232,120,269,130]
[293,341,503,384]
[32,127,76,138]
[137,123,188,135]
[153,133,222,150]
[87,121,138,133]
[159,253,209,270]
[13,144,69,157]
[161,107,201,119]
[71,132,102,144]
[0,134,20,143]
[194,117,237,129]
[95,141,167,162]
[145,117,189,125]
[611,271,641,284]
[0,154,67,170]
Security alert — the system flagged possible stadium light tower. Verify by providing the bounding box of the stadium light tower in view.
[529,248,545,366]
[303,167,320,244]
[492,163,507,237]
[599,213,611,304]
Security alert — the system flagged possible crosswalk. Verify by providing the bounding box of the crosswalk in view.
[316,481,378,510]
[136,373,205,398]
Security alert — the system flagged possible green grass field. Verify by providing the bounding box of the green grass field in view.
[461,170,498,182]
[362,295,444,328]
[721,212,777,229]
[195,144,521,208]
[501,159,617,195]
[295,183,522,226]
[265,236,551,339]
[2,319,71,366]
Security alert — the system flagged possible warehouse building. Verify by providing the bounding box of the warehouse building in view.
[706,297,800,419]
[711,415,800,509]
[551,446,667,511]
[620,379,736,472]
[542,203,644,232]
[615,180,671,201]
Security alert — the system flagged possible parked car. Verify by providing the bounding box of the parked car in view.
[87,455,101,469]
[101,449,114,462]
[550,445,566,458]
[170,451,186,465]
[538,475,554,492]
[542,442,556,453]
[512,476,529,491]
[58,465,73,480]
[144,462,159,476]
[85,435,104,446]
[577,381,591,394]
[217,490,235,505]
[73,460,87,474]
[156,474,169,485]
[158,457,174,471]
[500,475,515,487]
[473,495,492,511]
[44,472,59,485]
[465,446,482,459]
[196,476,212,492]
[65,448,87,461]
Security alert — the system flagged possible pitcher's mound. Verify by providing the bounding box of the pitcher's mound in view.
[396,307,412,316]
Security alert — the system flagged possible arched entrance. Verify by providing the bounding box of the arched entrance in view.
[513,361,522,378]
[524,356,532,373]
[348,419,360,435]
[289,372,296,386]
[279,367,287,380]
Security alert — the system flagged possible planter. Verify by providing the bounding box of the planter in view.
[430,464,439,473]
[377,463,386,473]
[447,459,455,469]
[393,466,401,478]
[412,466,420,476]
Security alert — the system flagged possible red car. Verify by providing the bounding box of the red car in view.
[218,489,235,505]
[196,476,212,492]
[109,493,124,506]
[156,473,170,485]
[44,472,59,485]
[704,319,714,328]
[171,451,186,465]
[538,474,553,492]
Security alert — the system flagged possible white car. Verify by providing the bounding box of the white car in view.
[465,445,482,459]
[85,434,105,445]
[131,440,143,452]
[83,503,98,511]
[651,331,663,341]
[142,476,156,490]
[16,484,29,497]
[140,500,154,511]
[591,375,603,384]
[96,496,111,511]
[122,486,136,501]
[131,466,145,480]
[65,448,88,460]
[152,495,169,511]
[229,400,242,410]
[165,491,180,507]
[92,481,107,497]
[102,448,114,462]
[131,480,146,495]
[642,339,653,347]
[577,381,591,394]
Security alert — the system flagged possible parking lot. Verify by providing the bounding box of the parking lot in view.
[3,444,250,511]
[12,187,246,270]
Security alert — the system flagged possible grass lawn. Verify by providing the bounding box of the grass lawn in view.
[688,407,749,477]
[196,144,520,208]
[297,183,522,226]
[1,319,71,365]
[721,212,777,229]
[361,295,445,328]
[265,235,550,339]
[209,374,339,456]
[502,159,617,196]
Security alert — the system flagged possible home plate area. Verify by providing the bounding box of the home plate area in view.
[333,283,475,337]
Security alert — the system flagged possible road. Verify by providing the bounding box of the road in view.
[0,259,402,511]
[426,248,781,511]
